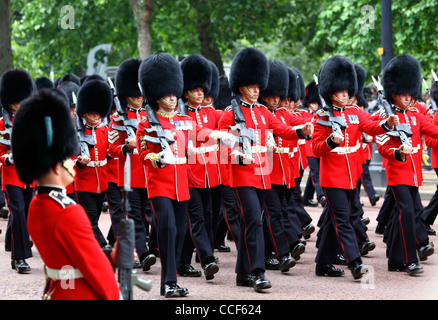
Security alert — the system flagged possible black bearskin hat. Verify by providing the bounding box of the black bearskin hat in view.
[206,60,220,101]
[11,89,79,184]
[259,60,289,102]
[290,67,305,101]
[82,74,105,85]
[286,67,299,102]
[318,55,358,103]
[0,69,35,112]
[58,73,81,87]
[138,53,183,111]
[115,58,142,109]
[302,81,321,107]
[35,76,54,91]
[382,54,422,104]
[431,70,438,104]
[229,47,269,95]
[354,64,368,108]
[57,81,80,109]
[181,54,212,96]
[76,79,112,118]
[215,75,232,110]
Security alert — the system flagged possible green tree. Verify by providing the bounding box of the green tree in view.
[11,0,137,78]
[314,0,438,81]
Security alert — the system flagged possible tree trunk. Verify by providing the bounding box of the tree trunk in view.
[0,0,13,75]
[130,0,154,60]
[189,0,225,75]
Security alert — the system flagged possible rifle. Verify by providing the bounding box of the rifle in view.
[72,92,93,159]
[177,98,188,116]
[228,99,255,161]
[371,76,412,147]
[115,218,152,300]
[107,78,137,142]
[0,109,12,146]
[313,74,347,138]
[142,104,175,154]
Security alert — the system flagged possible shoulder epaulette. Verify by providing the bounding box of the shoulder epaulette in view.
[49,190,76,209]
[224,105,232,112]
[408,107,419,113]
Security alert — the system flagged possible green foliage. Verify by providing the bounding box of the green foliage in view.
[313,0,438,82]
[11,0,137,79]
[9,0,438,87]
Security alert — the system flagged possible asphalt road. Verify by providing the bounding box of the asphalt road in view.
[0,194,436,302]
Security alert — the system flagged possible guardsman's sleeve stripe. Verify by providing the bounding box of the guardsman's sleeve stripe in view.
[376,134,390,146]
[108,130,119,144]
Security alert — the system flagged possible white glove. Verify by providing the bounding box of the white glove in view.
[158,150,176,165]
[210,130,236,148]
[6,154,14,166]
[220,133,236,148]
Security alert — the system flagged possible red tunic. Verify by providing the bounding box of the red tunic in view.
[187,105,222,188]
[108,108,148,188]
[218,101,302,189]
[74,123,108,193]
[27,187,119,300]
[312,105,388,189]
[376,106,438,186]
[424,110,438,169]
[270,107,305,188]
[137,112,194,201]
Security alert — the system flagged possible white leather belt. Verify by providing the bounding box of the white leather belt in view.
[44,265,83,281]
[251,146,267,153]
[331,142,361,155]
[194,144,219,154]
[275,147,290,154]
[86,158,107,167]
[288,147,298,158]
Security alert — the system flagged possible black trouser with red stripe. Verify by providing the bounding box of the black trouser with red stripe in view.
[150,197,187,285]
[315,187,361,266]
[179,187,215,267]
[387,185,426,266]
[263,185,290,259]
[4,185,33,260]
[76,191,107,247]
[221,185,240,246]
[105,182,123,246]
[234,187,266,275]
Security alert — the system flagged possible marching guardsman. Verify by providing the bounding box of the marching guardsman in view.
[178,54,221,280]
[218,47,313,292]
[376,54,437,274]
[108,58,156,271]
[312,55,398,280]
[0,69,36,273]
[423,70,438,235]
[260,60,310,272]
[136,53,235,297]
[354,64,380,207]
[12,89,120,300]
[286,67,315,240]
[74,79,112,247]
[215,76,241,247]
[56,80,80,202]
[301,81,326,207]
[201,62,231,253]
